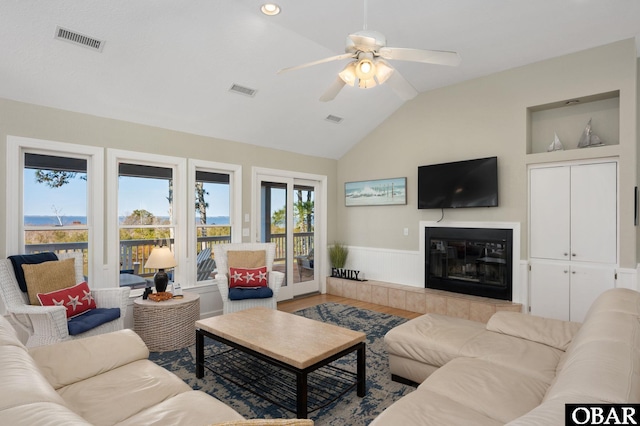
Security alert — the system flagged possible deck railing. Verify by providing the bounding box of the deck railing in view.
[268,232,314,260]
[25,232,313,275]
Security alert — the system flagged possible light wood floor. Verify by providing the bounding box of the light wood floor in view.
[277,293,422,320]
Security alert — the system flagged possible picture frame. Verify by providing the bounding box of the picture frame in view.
[345,177,407,207]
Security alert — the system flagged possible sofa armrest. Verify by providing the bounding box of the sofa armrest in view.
[486,311,581,351]
[29,329,149,389]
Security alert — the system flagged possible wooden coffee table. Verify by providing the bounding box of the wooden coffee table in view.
[195,307,366,418]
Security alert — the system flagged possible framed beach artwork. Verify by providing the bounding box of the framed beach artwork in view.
[345,177,407,207]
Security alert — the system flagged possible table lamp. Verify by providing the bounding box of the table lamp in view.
[144,246,177,293]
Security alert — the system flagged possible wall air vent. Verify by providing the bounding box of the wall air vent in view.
[55,26,105,52]
[325,114,343,124]
[229,84,257,97]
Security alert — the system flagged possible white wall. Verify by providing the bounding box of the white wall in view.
[337,39,638,274]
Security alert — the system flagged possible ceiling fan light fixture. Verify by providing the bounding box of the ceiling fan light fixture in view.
[374,59,394,85]
[260,3,281,16]
[355,58,376,81]
[338,62,358,86]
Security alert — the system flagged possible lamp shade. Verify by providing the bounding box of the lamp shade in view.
[339,58,395,89]
[144,246,177,270]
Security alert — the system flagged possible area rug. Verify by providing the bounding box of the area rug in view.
[149,303,414,425]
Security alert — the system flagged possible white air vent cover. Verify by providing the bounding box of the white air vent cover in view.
[325,114,343,124]
[55,26,105,52]
[229,84,257,97]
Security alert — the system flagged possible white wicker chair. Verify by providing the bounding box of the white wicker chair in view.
[213,243,284,314]
[0,252,130,347]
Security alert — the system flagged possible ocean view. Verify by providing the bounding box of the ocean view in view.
[24,215,231,226]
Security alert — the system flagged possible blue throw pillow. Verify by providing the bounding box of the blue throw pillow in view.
[67,308,121,336]
[228,286,274,300]
[8,252,58,292]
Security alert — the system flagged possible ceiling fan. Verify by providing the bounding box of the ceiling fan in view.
[277,0,461,102]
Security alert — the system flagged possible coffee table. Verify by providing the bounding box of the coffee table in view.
[195,307,366,418]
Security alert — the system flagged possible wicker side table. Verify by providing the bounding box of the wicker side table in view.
[133,292,200,352]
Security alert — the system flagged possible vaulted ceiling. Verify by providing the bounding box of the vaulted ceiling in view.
[1,1,639,159]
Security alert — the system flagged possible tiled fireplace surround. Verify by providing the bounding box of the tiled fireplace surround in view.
[326,277,522,323]
[326,221,523,323]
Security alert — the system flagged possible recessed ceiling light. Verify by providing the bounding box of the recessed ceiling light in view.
[261,3,281,16]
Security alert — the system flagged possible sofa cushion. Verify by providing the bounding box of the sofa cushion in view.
[0,344,68,412]
[8,252,58,292]
[116,391,245,426]
[22,258,76,305]
[1,402,92,426]
[505,395,605,426]
[370,387,502,426]
[486,311,580,351]
[419,357,549,424]
[67,308,121,336]
[384,314,486,369]
[29,329,149,389]
[385,313,564,384]
[37,281,97,318]
[57,359,192,426]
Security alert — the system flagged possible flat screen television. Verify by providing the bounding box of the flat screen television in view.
[418,156,498,209]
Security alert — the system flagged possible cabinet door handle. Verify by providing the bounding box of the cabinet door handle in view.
[572,271,576,274]
[564,253,569,257]
[564,270,569,274]
[572,253,576,257]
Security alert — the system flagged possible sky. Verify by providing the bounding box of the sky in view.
[23,170,230,217]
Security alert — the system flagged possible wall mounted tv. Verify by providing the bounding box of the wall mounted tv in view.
[418,156,498,209]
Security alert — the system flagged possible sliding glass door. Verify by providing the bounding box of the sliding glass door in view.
[257,174,319,300]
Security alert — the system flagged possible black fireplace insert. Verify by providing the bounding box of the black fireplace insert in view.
[425,227,512,300]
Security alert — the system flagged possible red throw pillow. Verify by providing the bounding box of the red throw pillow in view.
[229,266,268,288]
[37,281,97,318]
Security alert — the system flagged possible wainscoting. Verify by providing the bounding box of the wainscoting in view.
[342,244,527,306]
[326,277,522,323]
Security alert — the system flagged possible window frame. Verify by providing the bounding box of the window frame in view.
[5,136,104,286]
[188,159,242,286]
[107,149,187,293]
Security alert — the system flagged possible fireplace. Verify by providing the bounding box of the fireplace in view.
[425,227,513,300]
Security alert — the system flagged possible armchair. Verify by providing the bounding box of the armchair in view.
[213,243,284,314]
[0,252,130,347]
[296,248,314,281]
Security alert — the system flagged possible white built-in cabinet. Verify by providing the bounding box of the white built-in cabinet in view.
[529,160,617,322]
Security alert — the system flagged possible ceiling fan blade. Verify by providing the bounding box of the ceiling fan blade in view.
[277,53,355,74]
[319,77,347,102]
[379,47,461,66]
[385,68,418,100]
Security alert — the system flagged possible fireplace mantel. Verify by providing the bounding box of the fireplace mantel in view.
[419,221,522,304]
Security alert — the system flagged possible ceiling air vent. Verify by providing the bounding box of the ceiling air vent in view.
[229,84,257,97]
[325,114,343,124]
[55,26,105,52]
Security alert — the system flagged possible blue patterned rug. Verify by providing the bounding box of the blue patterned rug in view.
[149,303,413,425]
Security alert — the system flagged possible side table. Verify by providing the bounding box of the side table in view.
[133,292,200,352]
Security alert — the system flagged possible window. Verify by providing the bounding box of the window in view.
[6,137,103,285]
[108,150,186,291]
[118,163,176,277]
[189,159,241,284]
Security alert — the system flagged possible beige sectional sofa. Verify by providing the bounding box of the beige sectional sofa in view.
[0,314,245,425]
[372,288,640,425]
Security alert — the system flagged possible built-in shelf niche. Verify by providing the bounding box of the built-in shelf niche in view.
[527,90,620,155]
